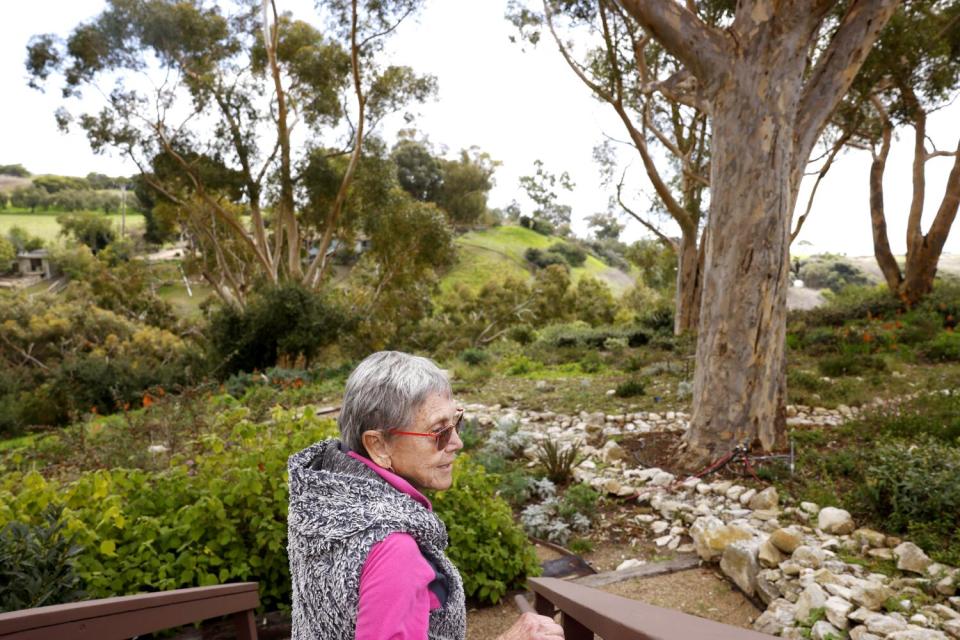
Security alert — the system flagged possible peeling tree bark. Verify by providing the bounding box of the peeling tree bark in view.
[615,0,899,467]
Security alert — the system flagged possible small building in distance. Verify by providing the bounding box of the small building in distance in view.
[13,249,53,279]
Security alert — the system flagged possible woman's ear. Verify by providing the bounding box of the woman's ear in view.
[361,430,392,470]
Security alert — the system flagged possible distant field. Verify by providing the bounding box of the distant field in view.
[0,211,145,243]
[440,225,636,297]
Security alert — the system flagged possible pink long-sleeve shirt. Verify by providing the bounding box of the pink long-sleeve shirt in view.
[347,452,443,640]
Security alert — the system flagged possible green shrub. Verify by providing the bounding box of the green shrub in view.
[496,470,535,507]
[459,348,489,366]
[919,331,960,362]
[537,322,648,350]
[207,283,350,377]
[547,242,587,267]
[615,379,646,398]
[432,457,539,604]
[558,484,599,521]
[0,408,339,609]
[0,505,85,612]
[799,326,841,354]
[850,438,960,565]
[524,247,568,270]
[796,285,901,326]
[817,353,887,377]
[578,352,603,374]
[798,255,871,293]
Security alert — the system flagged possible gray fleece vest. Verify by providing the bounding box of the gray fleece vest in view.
[287,439,466,640]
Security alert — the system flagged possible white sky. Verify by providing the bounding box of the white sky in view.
[2,0,958,258]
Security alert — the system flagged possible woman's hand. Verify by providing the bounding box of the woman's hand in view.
[495,611,565,640]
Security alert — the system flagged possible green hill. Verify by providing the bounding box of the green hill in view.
[440,225,636,297]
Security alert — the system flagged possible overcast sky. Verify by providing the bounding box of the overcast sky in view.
[2,0,958,257]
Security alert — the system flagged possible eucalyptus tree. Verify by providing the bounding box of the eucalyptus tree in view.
[26,0,434,307]
[608,0,899,465]
[509,0,711,334]
[827,0,960,304]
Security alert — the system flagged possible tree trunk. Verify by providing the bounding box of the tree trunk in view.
[674,229,703,334]
[682,57,802,465]
[900,142,960,304]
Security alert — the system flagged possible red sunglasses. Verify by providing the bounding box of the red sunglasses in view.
[388,408,465,451]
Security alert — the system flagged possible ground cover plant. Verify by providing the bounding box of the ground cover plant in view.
[0,382,540,611]
[783,390,960,566]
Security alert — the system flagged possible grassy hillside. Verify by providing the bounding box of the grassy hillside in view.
[441,225,636,297]
[0,212,144,243]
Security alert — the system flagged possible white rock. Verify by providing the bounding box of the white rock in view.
[720,539,760,597]
[849,627,883,640]
[851,582,894,611]
[651,520,670,534]
[793,545,826,569]
[759,538,786,568]
[770,527,805,553]
[866,613,908,635]
[725,485,746,501]
[649,470,675,487]
[887,630,949,640]
[825,595,854,629]
[796,583,828,623]
[739,488,757,506]
[689,516,753,562]
[753,598,796,635]
[895,542,933,575]
[749,486,779,510]
[819,507,856,534]
[801,501,820,515]
[616,558,646,571]
[811,620,841,640]
[944,619,960,639]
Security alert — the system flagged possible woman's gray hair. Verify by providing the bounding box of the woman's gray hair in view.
[339,351,452,456]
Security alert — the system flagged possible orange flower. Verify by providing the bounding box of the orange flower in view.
[156,387,166,397]
[862,332,873,343]
[142,394,154,408]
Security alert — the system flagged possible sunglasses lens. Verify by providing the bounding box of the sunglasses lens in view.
[437,412,463,450]
[437,427,452,450]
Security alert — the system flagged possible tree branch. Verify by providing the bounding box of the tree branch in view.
[613,0,730,89]
[794,0,900,171]
[791,130,850,242]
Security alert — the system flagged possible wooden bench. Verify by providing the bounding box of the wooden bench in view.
[519,576,776,639]
[0,582,259,640]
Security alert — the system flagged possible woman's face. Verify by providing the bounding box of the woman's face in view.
[371,392,464,492]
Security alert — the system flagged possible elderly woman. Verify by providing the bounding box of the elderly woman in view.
[288,351,563,640]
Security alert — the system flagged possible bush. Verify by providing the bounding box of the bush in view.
[207,283,350,377]
[796,285,901,326]
[537,322,649,350]
[615,379,646,397]
[524,247,568,270]
[919,331,960,362]
[817,353,887,377]
[798,255,871,293]
[432,457,540,604]
[850,438,960,565]
[0,505,85,612]
[459,348,489,366]
[0,409,338,609]
[547,242,587,267]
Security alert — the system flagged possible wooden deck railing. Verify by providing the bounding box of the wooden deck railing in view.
[0,582,259,640]
[520,577,776,640]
